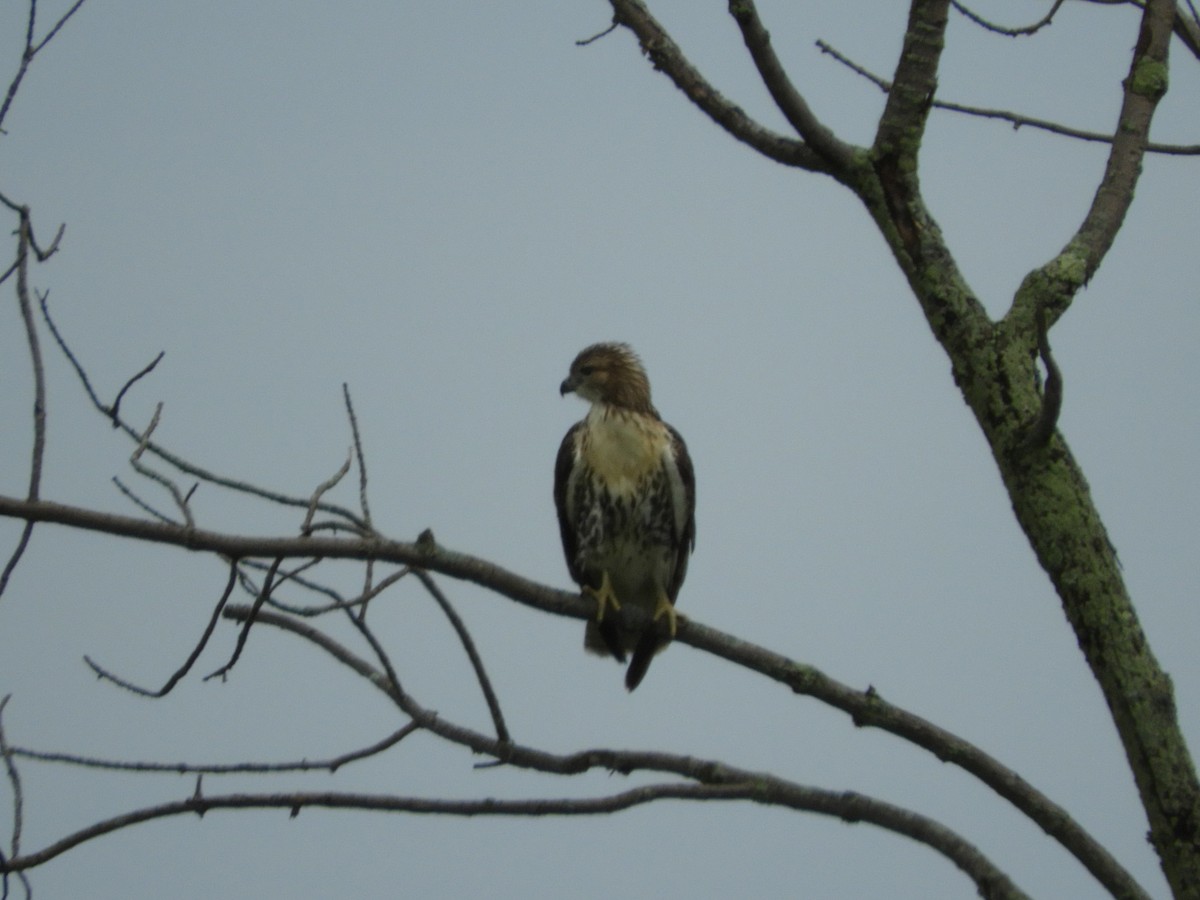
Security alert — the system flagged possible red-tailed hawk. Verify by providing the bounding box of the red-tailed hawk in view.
[554,342,696,690]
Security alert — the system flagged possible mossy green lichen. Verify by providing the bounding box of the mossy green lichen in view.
[1051,252,1088,290]
[1130,58,1168,99]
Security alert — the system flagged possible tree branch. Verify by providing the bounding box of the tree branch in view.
[726,0,856,174]
[603,0,832,172]
[9,723,419,776]
[0,494,1148,899]
[951,0,1066,36]
[1022,0,1177,325]
[817,38,1200,155]
[874,0,951,158]
[0,780,1031,898]
[0,212,48,603]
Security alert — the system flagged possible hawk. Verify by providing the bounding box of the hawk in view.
[554,342,696,690]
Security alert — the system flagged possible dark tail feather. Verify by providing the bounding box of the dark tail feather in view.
[624,631,661,691]
[585,619,628,663]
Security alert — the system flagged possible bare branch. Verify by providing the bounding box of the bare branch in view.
[576,20,618,46]
[0,780,1030,897]
[0,0,90,133]
[0,213,47,602]
[951,0,1065,36]
[37,296,370,531]
[817,39,1200,155]
[84,561,239,698]
[129,404,195,529]
[0,697,24,865]
[605,0,831,172]
[0,695,32,900]
[109,351,164,426]
[10,723,419,776]
[726,0,856,173]
[204,557,282,682]
[412,570,510,745]
[301,452,351,535]
[0,485,1153,899]
[342,384,373,529]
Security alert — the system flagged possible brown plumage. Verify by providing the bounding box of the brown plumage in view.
[554,343,696,690]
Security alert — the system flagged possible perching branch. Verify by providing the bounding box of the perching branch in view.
[0,493,1152,900]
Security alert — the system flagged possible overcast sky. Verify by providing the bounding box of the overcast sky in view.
[1,2,1197,898]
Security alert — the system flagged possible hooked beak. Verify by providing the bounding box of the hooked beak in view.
[559,374,580,397]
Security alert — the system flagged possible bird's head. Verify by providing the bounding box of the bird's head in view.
[559,342,653,413]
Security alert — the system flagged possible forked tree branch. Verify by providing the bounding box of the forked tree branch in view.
[0,493,1152,900]
[726,0,856,174]
[602,0,832,172]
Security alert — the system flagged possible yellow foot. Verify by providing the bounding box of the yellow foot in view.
[653,590,678,638]
[583,571,621,623]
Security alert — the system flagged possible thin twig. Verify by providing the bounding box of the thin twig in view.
[111,476,179,524]
[204,557,282,682]
[951,0,1065,36]
[302,453,351,535]
[10,723,419,776]
[130,404,194,528]
[0,695,32,900]
[109,351,164,426]
[0,0,90,132]
[0,697,24,865]
[816,39,1200,155]
[575,20,617,46]
[0,213,45,602]
[342,384,372,530]
[413,570,510,744]
[84,561,239,697]
[37,295,369,530]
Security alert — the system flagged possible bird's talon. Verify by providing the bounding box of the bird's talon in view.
[653,592,677,638]
[584,571,621,623]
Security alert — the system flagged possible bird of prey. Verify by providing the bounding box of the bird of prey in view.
[554,342,695,690]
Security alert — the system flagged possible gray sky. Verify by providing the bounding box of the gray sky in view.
[1,1,1197,897]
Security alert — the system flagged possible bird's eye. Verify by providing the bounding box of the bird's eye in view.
[579,365,595,375]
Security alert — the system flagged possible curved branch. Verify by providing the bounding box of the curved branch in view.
[412,570,510,744]
[604,0,831,172]
[0,494,1154,899]
[951,0,1065,36]
[726,0,856,174]
[0,213,46,603]
[37,295,369,532]
[0,781,1029,897]
[83,561,239,697]
[0,0,90,133]
[10,723,419,776]
[1023,0,1176,323]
